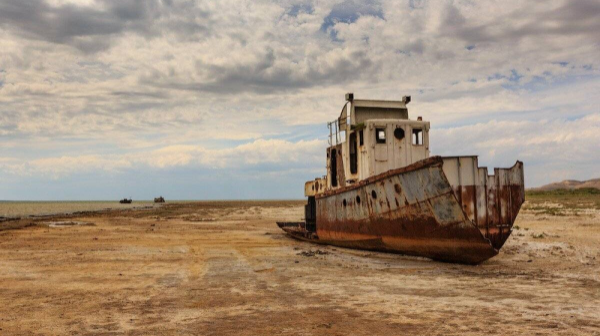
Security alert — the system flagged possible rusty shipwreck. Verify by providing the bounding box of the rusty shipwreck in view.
[277,93,525,264]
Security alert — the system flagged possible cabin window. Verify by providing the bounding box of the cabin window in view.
[412,128,423,145]
[394,127,405,140]
[359,130,364,146]
[349,132,358,174]
[330,148,338,187]
[376,128,386,144]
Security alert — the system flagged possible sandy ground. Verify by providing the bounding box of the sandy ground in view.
[0,200,599,335]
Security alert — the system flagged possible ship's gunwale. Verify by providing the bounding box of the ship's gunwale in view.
[316,155,445,199]
[317,155,524,201]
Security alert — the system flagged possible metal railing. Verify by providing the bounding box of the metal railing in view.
[327,119,340,146]
[328,103,349,146]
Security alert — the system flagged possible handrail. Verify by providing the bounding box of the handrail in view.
[328,102,349,146]
[327,119,342,146]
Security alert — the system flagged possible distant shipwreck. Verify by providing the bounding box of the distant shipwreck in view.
[278,94,525,264]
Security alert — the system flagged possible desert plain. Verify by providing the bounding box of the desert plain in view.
[0,194,599,335]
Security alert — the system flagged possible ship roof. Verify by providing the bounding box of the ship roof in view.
[351,99,408,109]
[340,99,409,125]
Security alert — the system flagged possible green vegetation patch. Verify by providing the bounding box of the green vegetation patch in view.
[525,188,600,212]
[526,188,600,197]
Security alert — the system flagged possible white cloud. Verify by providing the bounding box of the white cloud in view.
[0,139,327,178]
[433,114,600,187]
[0,0,599,196]
[140,139,326,169]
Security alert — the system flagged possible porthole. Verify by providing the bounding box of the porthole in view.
[371,190,377,199]
[356,195,361,204]
[394,127,405,140]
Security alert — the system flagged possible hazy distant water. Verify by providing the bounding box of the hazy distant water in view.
[0,201,157,218]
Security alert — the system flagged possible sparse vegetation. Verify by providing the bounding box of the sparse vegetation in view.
[526,188,600,197]
[0,221,38,231]
[524,188,600,216]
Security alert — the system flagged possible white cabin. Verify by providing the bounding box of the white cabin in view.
[306,93,430,196]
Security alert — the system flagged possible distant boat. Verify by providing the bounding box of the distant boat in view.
[119,198,132,204]
[154,196,165,203]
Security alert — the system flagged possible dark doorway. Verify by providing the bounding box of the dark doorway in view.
[305,196,316,232]
[330,148,338,187]
[349,132,357,174]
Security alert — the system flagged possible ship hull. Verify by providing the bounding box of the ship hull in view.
[278,156,524,264]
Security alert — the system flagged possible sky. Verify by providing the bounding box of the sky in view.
[0,0,599,200]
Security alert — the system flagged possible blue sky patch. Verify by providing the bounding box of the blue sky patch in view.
[287,3,313,17]
[509,69,523,82]
[320,0,384,40]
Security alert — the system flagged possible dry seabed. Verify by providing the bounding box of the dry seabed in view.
[0,200,599,335]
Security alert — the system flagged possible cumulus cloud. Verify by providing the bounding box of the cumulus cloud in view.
[439,0,600,45]
[433,114,600,187]
[0,138,326,179]
[0,0,599,198]
[0,0,212,53]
